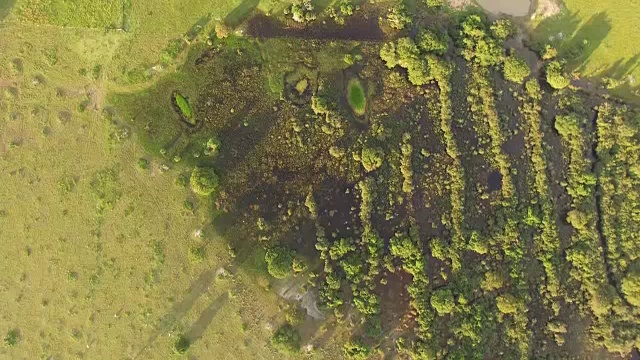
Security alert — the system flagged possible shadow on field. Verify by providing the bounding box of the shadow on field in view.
[0,0,16,21]
[134,269,217,358]
[535,11,612,73]
[225,0,260,29]
[186,293,228,342]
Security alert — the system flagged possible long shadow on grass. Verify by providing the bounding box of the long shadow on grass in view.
[0,0,16,21]
[133,269,217,358]
[185,293,228,342]
[225,0,260,29]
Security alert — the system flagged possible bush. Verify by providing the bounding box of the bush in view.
[430,289,455,315]
[271,324,301,353]
[361,146,384,172]
[503,53,530,83]
[416,29,448,55]
[344,339,371,359]
[546,61,570,89]
[190,167,219,196]
[4,329,19,347]
[265,245,294,279]
[204,137,221,156]
[541,44,558,60]
[173,335,190,354]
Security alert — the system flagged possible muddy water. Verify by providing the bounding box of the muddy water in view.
[476,0,531,16]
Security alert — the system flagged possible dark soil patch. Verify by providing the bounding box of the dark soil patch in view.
[245,10,384,41]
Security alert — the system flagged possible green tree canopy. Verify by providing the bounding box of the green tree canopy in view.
[190,167,219,196]
[621,262,640,307]
[344,339,371,359]
[431,288,455,315]
[265,245,294,279]
[361,146,384,172]
[546,61,571,89]
[503,53,530,84]
[271,324,301,353]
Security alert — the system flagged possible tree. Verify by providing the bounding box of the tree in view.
[387,4,411,30]
[424,0,444,8]
[496,294,519,314]
[361,146,384,172]
[379,42,399,68]
[271,324,301,353]
[621,262,640,307]
[265,245,294,279]
[190,167,219,196]
[555,114,581,138]
[344,339,371,359]
[503,53,530,84]
[490,19,515,40]
[286,0,316,23]
[416,29,448,55]
[546,61,570,89]
[481,271,505,292]
[431,289,455,315]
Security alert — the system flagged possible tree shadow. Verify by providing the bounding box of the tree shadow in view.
[0,0,16,21]
[533,10,612,74]
[561,12,612,73]
[133,268,217,358]
[225,0,261,29]
[185,294,228,342]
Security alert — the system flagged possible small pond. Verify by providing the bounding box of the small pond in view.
[476,0,531,17]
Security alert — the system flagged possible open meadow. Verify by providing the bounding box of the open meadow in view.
[1,0,640,359]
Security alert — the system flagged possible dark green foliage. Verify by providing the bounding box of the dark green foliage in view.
[328,0,355,25]
[344,339,371,359]
[137,158,149,170]
[545,61,570,89]
[4,329,19,347]
[190,167,219,196]
[503,53,530,83]
[173,335,190,354]
[265,245,294,279]
[271,324,301,353]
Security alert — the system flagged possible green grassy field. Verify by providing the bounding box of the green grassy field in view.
[0,1,350,358]
[533,0,640,101]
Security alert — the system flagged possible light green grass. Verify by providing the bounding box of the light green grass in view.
[347,78,366,116]
[0,2,347,358]
[532,0,640,100]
